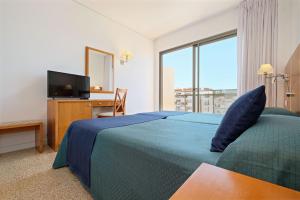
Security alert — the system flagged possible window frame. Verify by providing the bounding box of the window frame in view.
[159,30,237,111]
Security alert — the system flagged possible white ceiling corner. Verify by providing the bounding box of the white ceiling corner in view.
[75,0,242,39]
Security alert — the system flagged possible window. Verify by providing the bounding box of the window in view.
[160,31,237,114]
[161,47,193,112]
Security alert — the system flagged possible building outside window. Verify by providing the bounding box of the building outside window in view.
[160,32,237,114]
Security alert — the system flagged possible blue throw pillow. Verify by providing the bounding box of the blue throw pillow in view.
[211,85,266,152]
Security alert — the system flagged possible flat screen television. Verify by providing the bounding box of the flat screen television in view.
[47,70,90,99]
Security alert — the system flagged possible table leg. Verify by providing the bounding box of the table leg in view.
[35,124,44,153]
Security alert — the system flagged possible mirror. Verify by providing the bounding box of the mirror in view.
[85,46,114,93]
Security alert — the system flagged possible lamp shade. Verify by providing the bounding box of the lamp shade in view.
[258,64,273,75]
[121,51,133,60]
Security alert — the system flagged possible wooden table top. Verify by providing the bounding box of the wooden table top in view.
[170,163,300,200]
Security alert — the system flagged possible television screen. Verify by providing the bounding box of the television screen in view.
[47,70,90,99]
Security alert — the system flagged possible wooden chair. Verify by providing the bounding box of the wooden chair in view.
[97,88,128,118]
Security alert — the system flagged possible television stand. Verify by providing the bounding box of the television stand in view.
[47,99,117,151]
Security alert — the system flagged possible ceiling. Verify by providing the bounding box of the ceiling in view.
[76,0,242,39]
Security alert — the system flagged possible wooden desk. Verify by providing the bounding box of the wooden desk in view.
[170,163,300,200]
[0,120,44,153]
[47,99,116,151]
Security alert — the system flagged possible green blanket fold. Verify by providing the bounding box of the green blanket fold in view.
[52,135,68,169]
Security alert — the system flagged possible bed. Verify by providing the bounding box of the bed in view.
[53,111,300,199]
[53,112,223,199]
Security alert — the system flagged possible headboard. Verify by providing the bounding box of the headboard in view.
[284,44,300,113]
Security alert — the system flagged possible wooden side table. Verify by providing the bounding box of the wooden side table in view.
[0,120,44,153]
[170,163,300,200]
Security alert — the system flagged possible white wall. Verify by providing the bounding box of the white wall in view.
[0,2,4,122]
[153,8,238,110]
[0,0,154,153]
[277,0,300,107]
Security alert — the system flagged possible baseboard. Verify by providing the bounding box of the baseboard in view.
[0,129,48,154]
[0,141,36,154]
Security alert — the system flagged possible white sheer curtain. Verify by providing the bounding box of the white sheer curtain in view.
[237,0,278,106]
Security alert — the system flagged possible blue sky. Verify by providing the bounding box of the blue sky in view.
[163,37,237,89]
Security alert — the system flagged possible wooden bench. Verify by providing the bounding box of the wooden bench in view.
[0,120,44,153]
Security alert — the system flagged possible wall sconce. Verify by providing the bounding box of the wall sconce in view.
[257,64,289,81]
[120,50,133,65]
[258,64,290,106]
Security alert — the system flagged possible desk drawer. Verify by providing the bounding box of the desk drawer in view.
[92,101,114,107]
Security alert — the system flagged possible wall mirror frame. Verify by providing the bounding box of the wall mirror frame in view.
[85,46,114,94]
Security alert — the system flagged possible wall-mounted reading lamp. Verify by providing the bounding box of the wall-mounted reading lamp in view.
[258,64,292,106]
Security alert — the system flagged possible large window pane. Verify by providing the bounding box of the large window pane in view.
[198,37,237,114]
[160,34,237,113]
[162,47,193,111]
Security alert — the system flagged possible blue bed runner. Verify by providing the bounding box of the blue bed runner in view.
[66,112,186,187]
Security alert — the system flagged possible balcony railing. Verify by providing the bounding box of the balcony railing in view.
[174,89,237,114]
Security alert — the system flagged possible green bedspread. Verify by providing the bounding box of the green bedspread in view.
[217,114,300,191]
[90,119,220,200]
[53,115,221,200]
[53,112,300,199]
[167,112,223,124]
